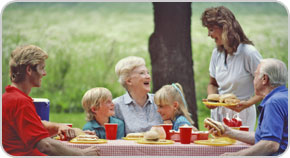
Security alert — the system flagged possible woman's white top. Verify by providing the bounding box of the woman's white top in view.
[209,44,262,131]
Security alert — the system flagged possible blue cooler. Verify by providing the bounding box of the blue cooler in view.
[33,98,50,121]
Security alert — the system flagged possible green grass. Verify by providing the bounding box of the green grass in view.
[2,2,288,130]
[49,112,87,129]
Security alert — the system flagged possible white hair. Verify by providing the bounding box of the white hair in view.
[259,58,287,87]
[115,56,145,89]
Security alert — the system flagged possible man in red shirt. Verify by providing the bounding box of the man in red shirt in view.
[2,45,100,156]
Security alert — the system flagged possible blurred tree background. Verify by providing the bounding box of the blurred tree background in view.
[2,2,288,129]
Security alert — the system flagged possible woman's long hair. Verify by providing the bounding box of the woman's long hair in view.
[201,6,253,54]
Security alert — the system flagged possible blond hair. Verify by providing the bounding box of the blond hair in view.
[115,56,145,89]
[154,83,194,125]
[82,87,112,121]
[9,45,48,83]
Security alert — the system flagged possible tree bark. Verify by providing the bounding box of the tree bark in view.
[149,2,198,128]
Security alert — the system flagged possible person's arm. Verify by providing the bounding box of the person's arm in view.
[223,125,255,144]
[221,140,279,156]
[227,95,263,112]
[41,121,76,140]
[207,76,219,94]
[36,137,100,156]
[206,123,255,145]
[206,76,219,109]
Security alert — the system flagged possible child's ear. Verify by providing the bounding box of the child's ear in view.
[90,107,97,113]
[173,101,179,109]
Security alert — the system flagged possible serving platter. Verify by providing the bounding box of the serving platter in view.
[202,101,237,107]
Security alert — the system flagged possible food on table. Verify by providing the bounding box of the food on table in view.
[144,130,159,141]
[126,132,144,138]
[150,125,166,140]
[206,94,220,102]
[76,134,99,141]
[204,118,225,136]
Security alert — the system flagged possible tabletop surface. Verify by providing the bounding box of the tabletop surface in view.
[61,139,252,156]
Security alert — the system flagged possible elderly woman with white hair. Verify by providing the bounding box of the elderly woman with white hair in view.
[113,56,163,135]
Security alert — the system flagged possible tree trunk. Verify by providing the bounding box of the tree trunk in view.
[149,2,198,129]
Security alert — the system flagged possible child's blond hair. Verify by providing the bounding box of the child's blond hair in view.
[154,83,194,125]
[82,87,112,121]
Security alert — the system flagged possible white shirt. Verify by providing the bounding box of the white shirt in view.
[209,44,262,131]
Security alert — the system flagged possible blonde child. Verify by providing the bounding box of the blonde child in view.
[82,87,125,139]
[154,83,198,131]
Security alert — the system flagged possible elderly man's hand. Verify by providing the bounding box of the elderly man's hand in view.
[204,122,232,137]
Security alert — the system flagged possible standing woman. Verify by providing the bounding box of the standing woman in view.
[113,56,163,135]
[201,6,263,131]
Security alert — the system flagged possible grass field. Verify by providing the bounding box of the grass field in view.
[2,2,288,130]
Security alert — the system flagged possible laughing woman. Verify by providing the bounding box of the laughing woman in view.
[113,56,163,135]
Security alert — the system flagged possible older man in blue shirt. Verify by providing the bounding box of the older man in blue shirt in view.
[206,58,288,156]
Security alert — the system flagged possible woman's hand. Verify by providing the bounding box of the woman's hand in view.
[226,101,249,112]
[205,104,218,109]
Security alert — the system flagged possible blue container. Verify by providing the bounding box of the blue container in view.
[33,98,50,121]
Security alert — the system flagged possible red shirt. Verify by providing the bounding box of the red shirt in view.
[2,86,50,156]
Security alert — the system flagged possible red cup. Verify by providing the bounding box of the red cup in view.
[180,127,192,144]
[239,126,249,131]
[197,132,209,140]
[64,123,73,128]
[104,123,118,140]
[169,131,180,142]
[161,124,173,140]
[60,123,73,141]
[191,134,197,142]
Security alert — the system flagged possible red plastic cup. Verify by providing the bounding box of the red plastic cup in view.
[104,123,118,140]
[161,124,173,140]
[64,123,72,128]
[197,132,209,140]
[239,126,249,131]
[180,127,192,144]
